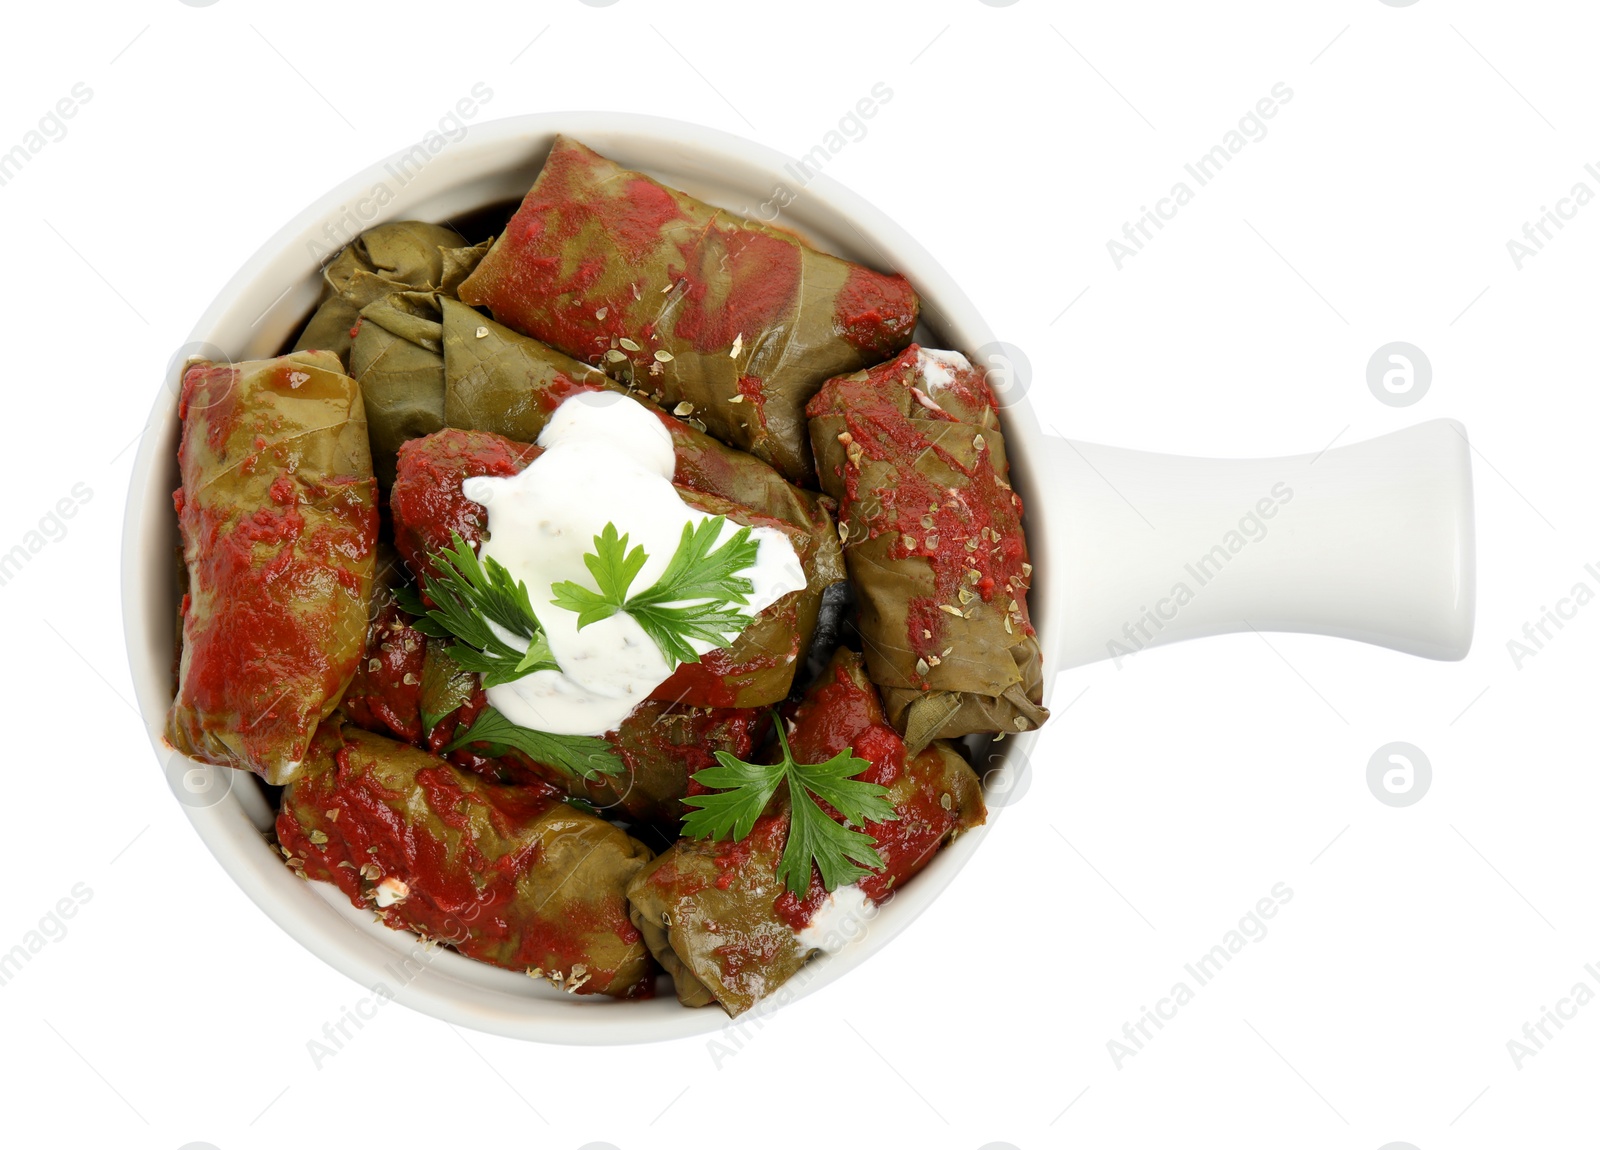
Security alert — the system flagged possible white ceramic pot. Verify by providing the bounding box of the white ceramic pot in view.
[121,112,1474,1045]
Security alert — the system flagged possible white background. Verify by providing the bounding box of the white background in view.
[1,1,1595,1147]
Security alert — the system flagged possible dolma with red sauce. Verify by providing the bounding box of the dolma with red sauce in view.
[389,426,539,589]
[168,350,377,785]
[807,345,1049,751]
[278,723,656,997]
[456,135,919,484]
[626,648,985,1015]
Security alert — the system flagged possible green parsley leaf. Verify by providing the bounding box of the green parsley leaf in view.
[403,533,559,688]
[681,717,899,896]
[549,516,762,671]
[775,784,889,897]
[442,705,624,782]
[547,522,649,628]
[679,755,786,842]
[626,517,758,610]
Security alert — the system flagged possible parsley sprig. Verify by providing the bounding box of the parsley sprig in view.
[396,515,765,782]
[396,533,559,689]
[443,705,622,782]
[681,718,899,896]
[395,536,623,781]
[550,517,762,670]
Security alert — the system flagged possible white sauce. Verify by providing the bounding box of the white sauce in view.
[915,347,972,393]
[373,877,409,908]
[794,883,875,954]
[465,391,806,736]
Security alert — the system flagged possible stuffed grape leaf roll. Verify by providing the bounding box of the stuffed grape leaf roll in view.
[807,346,1049,751]
[626,648,985,1016]
[456,135,919,484]
[278,723,656,996]
[292,221,486,363]
[293,223,490,491]
[167,351,377,786]
[437,300,847,703]
[346,290,448,495]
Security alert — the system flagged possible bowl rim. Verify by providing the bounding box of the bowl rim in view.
[120,110,1058,1045]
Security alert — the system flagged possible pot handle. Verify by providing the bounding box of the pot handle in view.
[1039,419,1475,670]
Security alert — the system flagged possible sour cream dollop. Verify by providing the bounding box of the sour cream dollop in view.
[794,883,875,954]
[462,391,806,736]
[915,347,971,392]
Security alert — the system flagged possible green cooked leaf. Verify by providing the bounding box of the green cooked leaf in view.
[418,641,476,736]
[550,515,765,671]
[682,715,899,896]
[442,705,624,782]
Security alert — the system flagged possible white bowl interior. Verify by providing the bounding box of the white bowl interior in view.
[121,112,1058,1044]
